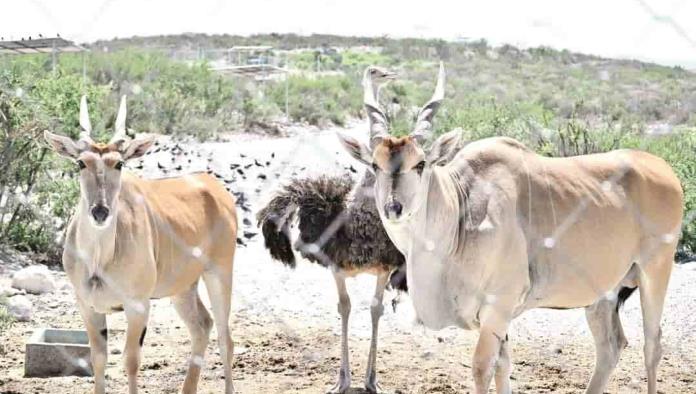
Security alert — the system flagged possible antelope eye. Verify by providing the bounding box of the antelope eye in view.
[415,161,426,173]
[371,163,379,172]
[115,161,125,171]
[76,160,86,170]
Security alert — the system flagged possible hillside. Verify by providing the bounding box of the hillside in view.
[92,33,696,133]
[2,33,696,261]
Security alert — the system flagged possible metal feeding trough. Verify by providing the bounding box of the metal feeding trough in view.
[25,328,93,377]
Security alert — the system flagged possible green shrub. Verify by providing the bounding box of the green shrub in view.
[2,38,696,260]
[0,297,13,331]
[268,75,362,126]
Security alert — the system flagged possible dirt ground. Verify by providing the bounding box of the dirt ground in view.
[1,255,696,394]
[1,126,695,393]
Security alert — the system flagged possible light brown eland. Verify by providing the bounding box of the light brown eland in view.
[338,64,683,394]
[43,96,238,394]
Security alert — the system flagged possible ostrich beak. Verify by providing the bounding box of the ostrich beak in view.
[382,71,397,80]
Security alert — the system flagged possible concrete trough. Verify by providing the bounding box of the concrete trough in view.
[25,328,93,378]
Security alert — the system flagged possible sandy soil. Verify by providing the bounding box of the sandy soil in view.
[1,124,695,393]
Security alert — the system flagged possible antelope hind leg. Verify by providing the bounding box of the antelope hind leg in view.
[584,293,627,394]
[203,268,235,394]
[365,271,389,393]
[172,282,213,394]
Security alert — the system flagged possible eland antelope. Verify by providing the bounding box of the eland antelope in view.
[338,64,683,394]
[43,96,238,394]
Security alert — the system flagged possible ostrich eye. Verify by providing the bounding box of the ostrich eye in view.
[115,161,124,171]
[76,160,86,170]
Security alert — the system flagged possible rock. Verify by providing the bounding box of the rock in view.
[0,285,24,297]
[233,346,249,355]
[11,265,56,294]
[6,295,32,321]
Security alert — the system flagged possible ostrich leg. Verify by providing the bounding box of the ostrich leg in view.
[328,271,352,393]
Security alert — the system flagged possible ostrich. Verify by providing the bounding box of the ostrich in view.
[257,66,403,394]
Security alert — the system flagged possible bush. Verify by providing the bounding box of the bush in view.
[3,38,696,261]
[0,86,78,259]
[268,75,362,126]
[0,297,13,331]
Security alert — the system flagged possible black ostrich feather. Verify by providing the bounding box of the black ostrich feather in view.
[257,172,406,291]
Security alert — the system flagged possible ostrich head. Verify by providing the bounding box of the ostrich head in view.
[364,66,397,102]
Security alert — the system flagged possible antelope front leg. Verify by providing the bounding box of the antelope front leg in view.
[123,300,150,394]
[494,335,512,394]
[472,309,511,394]
[364,271,389,393]
[77,300,107,394]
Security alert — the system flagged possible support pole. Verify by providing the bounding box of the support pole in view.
[285,53,289,122]
[82,52,87,85]
[51,40,57,75]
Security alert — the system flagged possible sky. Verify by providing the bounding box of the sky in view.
[1,0,695,68]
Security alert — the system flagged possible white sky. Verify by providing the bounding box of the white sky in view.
[1,0,695,67]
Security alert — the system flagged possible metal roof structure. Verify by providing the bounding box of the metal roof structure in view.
[228,45,273,51]
[0,37,84,55]
[209,46,287,78]
[211,64,287,76]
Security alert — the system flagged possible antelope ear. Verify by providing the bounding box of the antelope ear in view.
[44,130,82,158]
[426,129,461,165]
[121,134,155,160]
[337,132,373,166]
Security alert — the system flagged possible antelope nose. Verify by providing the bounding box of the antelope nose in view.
[384,200,403,218]
[91,205,110,223]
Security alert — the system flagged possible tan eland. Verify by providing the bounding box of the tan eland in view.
[44,96,238,394]
[338,64,683,394]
